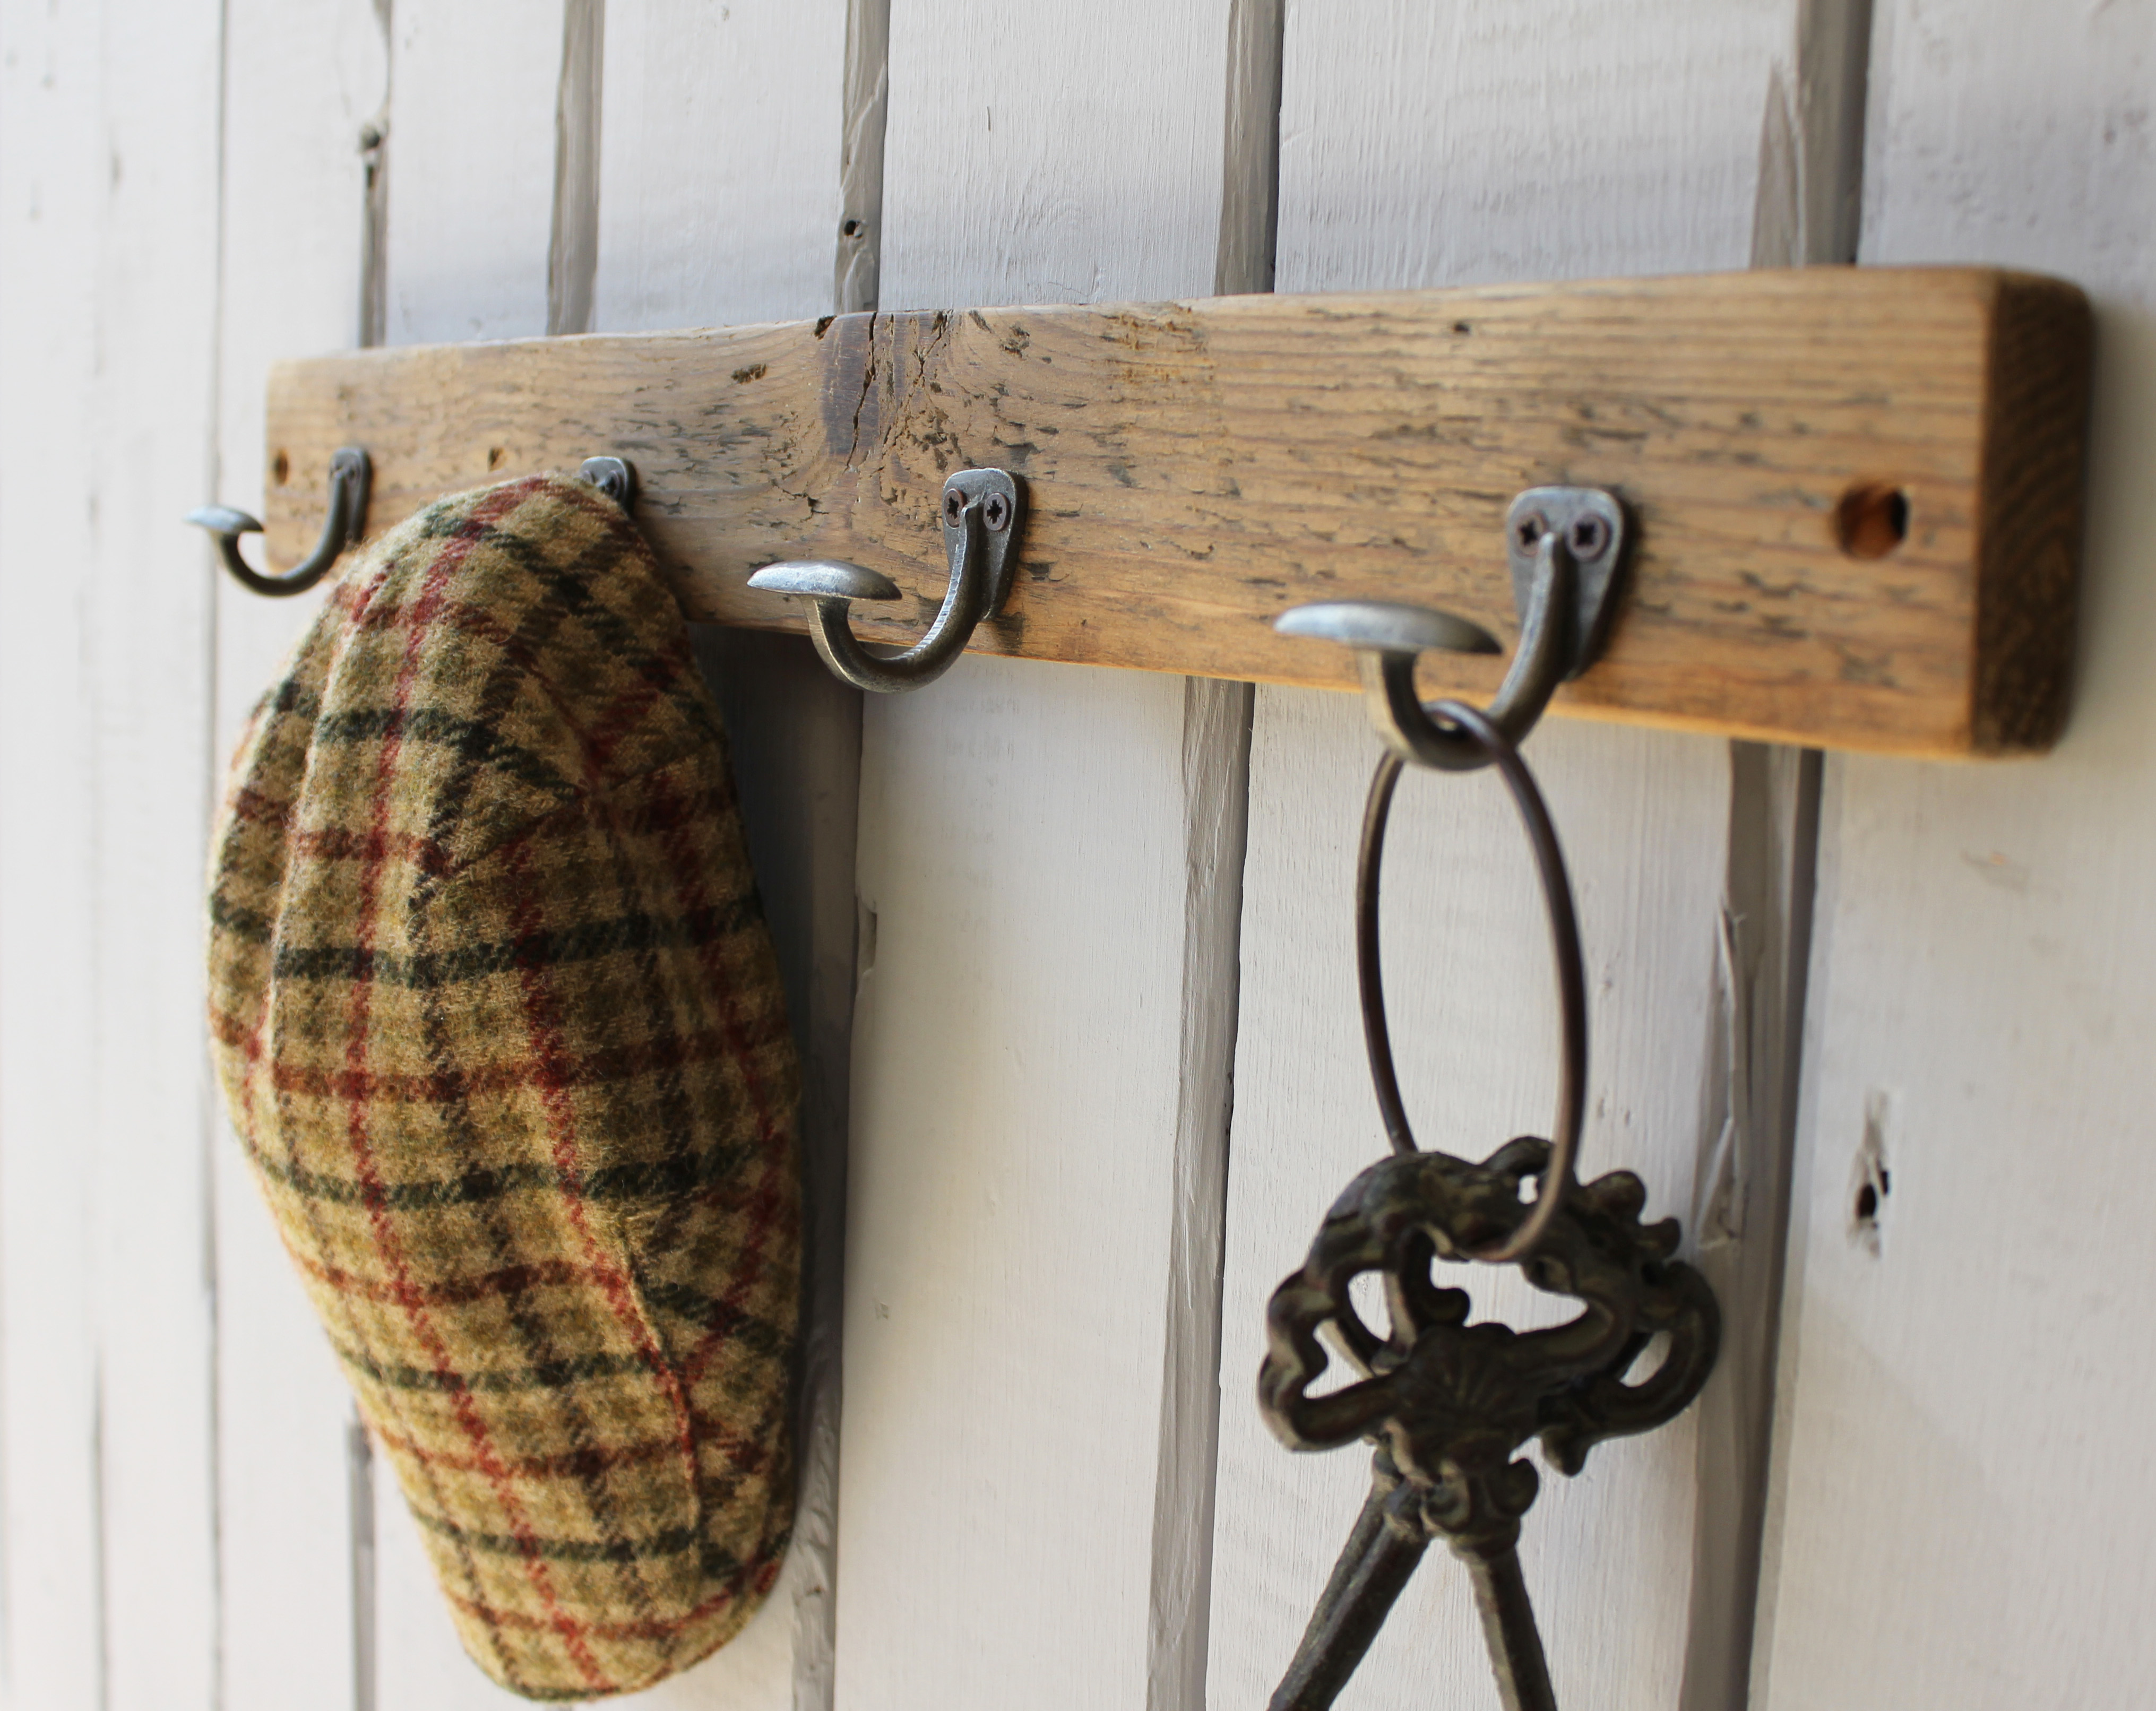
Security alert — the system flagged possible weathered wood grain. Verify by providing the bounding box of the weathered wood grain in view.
[262,268,2090,755]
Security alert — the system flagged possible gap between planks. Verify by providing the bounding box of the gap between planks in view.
[1145,10,1279,1703]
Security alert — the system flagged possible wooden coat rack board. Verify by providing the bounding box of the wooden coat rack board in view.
[260,267,2091,756]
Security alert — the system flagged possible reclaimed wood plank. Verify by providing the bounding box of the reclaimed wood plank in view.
[261,267,2090,755]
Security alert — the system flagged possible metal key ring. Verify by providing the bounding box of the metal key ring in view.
[1356,698,1587,1263]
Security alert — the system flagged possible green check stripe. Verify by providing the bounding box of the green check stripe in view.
[245,1135,754,1209]
[313,706,583,804]
[408,1501,758,1586]
[334,1338,656,1394]
[407,1503,701,1565]
[213,895,761,978]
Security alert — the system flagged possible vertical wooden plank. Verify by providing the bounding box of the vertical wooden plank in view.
[590,5,858,1708]
[1146,678,1254,1711]
[875,3,1230,310]
[2,0,239,1700]
[834,5,1238,1707]
[548,0,605,337]
[0,1,109,1701]
[833,0,891,315]
[594,0,846,332]
[382,0,566,346]
[1148,18,1279,1707]
[1205,4,1819,1706]
[212,4,391,1708]
[1683,8,1865,1705]
[1756,6,2156,1706]
[82,0,229,1705]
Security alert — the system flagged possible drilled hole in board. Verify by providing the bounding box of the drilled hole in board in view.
[488,447,507,471]
[272,451,290,485]
[1835,483,1910,559]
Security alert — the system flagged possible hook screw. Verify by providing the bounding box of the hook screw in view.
[1273,485,1631,772]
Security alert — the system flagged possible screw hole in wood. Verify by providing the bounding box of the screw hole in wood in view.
[1835,482,1910,559]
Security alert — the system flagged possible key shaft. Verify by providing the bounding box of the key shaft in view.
[1270,1467,1428,1711]
[1459,1541,1557,1711]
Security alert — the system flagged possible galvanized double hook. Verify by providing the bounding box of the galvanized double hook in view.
[1277,486,1626,774]
[748,466,1023,694]
[1277,485,1629,1254]
[576,458,1023,697]
[186,447,372,597]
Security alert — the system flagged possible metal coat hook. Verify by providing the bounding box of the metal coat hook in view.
[1275,487,1629,771]
[746,468,1023,694]
[1356,699,1587,1262]
[578,455,639,508]
[186,447,372,598]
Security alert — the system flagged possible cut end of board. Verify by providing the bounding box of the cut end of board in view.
[1971,273,2095,754]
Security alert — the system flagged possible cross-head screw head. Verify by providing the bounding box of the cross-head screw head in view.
[943,487,968,527]
[1514,512,1550,551]
[981,491,1012,532]
[1567,513,1611,560]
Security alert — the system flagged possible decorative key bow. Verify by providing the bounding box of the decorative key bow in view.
[1259,1136,1719,1711]
[1242,657,1721,1710]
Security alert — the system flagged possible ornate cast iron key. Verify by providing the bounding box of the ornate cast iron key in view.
[1252,677,1721,1711]
[1259,1137,1719,1710]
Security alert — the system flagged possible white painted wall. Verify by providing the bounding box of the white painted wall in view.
[1755,5,2156,1708]
[2,2,2148,1709]
[1,4,228,1708]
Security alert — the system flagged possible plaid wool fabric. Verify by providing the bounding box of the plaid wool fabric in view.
[207,474,800,1699]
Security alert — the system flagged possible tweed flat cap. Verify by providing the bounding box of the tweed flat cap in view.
[208,473,800,1699]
